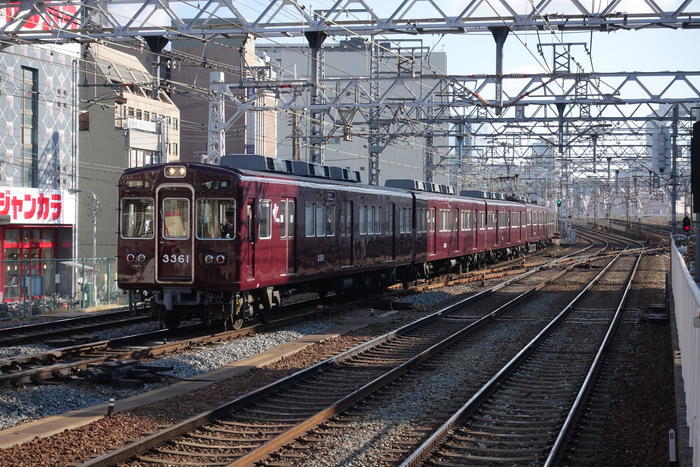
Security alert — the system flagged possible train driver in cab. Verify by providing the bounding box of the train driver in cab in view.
[221,211,236,239]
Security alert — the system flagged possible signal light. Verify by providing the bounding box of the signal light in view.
[683,216,691,232]
[556,200,561,207]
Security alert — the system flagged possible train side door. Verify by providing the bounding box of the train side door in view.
[391,203,396,260]
[452,208,459,252]
[428,207,436,255]
[281,198,297,274]
[340,200,353,266]
[243,200,255,281]
[156,185,193,283]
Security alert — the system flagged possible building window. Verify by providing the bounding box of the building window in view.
[144,111,150,121]
[135,109,142,119]
[79,111,90,131]
[21,66,38,187]
[128,107,135,118]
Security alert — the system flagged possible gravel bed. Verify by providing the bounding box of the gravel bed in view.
[0,345,51,359]
[0,385,141,431]
[303,322,541,466]
[0,320,336,434]
[152,321,334,379]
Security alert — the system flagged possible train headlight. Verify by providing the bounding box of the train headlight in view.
[216,254,226,264]
[204,254,214,264]
[137,253,147,263]
[164,165,186,178]
[126,253,135,263]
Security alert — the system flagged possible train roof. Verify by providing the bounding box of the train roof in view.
[121,156,550,209]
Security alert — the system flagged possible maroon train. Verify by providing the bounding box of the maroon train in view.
[117,155,555,328]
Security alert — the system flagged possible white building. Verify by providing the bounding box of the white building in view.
[258,39,450,185]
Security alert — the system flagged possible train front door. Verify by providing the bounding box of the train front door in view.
[156,185,194,283]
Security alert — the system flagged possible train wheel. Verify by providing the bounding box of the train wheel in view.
[226,313,244,331]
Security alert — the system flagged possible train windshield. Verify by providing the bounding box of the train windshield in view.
[196,199,236,239]
[121,198,154,238]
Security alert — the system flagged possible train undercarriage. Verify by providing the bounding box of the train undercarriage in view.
[128,240,550,331]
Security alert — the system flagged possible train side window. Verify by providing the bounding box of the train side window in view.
[162,198,189,240]
[325,204,335,236]
[360,205,367,235]
[305,202,315,237]
[288,201,295,238]
[315,204,326,237]
[196,199,235,239]
[121,198,154,238]
[453,209,458,232]
[374,206,381,235]
[280,201,287,238]
[259,200,271,239]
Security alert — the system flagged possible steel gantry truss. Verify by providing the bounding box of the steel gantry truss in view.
[1,0,697,201]
[2,0,699,40]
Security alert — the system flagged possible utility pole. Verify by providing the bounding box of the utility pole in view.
[368,37,381,185]
[424,132,435,184]
[291,110,301,160]
[304,28,327,165]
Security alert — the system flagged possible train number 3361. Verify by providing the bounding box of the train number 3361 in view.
[162,254,190,264]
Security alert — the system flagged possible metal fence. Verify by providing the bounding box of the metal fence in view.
[671,238,700,465]
[0,257,123,319]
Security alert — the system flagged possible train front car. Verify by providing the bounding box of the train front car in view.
[118,163,244,329]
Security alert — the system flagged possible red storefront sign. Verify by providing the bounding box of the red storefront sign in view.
[1,4,78,31]
[0,188,75,225]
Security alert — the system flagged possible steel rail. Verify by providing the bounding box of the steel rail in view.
[0,301,331,386]
[80,242,601,466]
[544,246,644,465]
[0,307,155,346]
[399,237,638,466]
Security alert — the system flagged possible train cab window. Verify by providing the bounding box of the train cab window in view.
[196,199,236,239]
[162,198,189,239]
[121,198,154,238]
[259,200,272,239]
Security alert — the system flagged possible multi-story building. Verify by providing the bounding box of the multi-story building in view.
[167,34,277,162]
[258,38,450,184]
[79,43,181,259]
[0,42,79,301]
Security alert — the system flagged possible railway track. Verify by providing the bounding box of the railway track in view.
[0,243,581,386]
[0,307,152,347]
[80,237,617,465]
[397,235,644,466]
[0,300,332,386]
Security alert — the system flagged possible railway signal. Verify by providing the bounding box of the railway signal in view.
[556,200,561,207]
[683,216,691,232]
